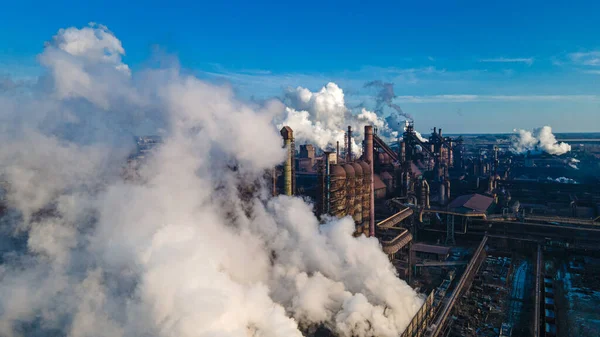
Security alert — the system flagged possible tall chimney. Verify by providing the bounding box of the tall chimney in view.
[280,126,294,196]
[365,125,375,237]
[439,128,442,137]
[347,126,352,162]
[336,141,340,163]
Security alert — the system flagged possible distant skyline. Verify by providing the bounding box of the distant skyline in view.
[1,0,600,133]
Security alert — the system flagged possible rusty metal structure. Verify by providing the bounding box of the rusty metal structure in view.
[351,162,363,226]
[329,164,347,218]
[343,163,355,218]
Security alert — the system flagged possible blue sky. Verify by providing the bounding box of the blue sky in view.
[1,0,600,133]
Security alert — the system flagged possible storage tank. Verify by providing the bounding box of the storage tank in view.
[351,162,363,226]
[329,164,346,218]
[343,164,355,218]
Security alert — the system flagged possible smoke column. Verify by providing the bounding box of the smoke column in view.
[363,81,413,121]
[0,24,423,337]
[511,126,571,155]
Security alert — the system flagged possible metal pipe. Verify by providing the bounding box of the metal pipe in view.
[280,126,294,196]
[365,125,375,237]
[423,180,430,208]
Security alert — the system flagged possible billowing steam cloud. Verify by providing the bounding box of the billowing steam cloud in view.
[511,126,571,155]
[277,83,399,155]
[0,23,423,337]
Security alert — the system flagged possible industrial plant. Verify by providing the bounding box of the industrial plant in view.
[269,123,600,337]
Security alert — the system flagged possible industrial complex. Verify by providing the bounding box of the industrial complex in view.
[3,122,600,337]
[269,123,600,337]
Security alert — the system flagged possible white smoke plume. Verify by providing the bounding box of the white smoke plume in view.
[0,24,423,337]
[277,83,398,156]
[511,126,571,155]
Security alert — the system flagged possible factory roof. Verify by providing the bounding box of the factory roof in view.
[373,174,387,190]
[448,194,494,213]
[411,243,451,256]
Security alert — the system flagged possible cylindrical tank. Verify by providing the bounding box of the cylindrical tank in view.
[351,162,363,226]
[343,164,355,218]
[329,164,346,218]
[359,161,371,232]
[444,179,451,202]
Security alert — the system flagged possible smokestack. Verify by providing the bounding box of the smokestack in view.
[439,128,442,137]
[280,126,294,196]
[365,125,374,237]
[336,141,340,163]
[433,127,436,135]
[347,126,352,162]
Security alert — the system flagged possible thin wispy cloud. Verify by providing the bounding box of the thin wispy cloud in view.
[568,51,600,66]
[396,94,600,103]
[583,69,600,75]
[479,57,534,65]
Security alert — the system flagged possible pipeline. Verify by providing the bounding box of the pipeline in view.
[419,209,487,223]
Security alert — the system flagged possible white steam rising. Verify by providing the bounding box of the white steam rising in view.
[277,83,399,155]
[511,126,571,155]
[0,24,423,337]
